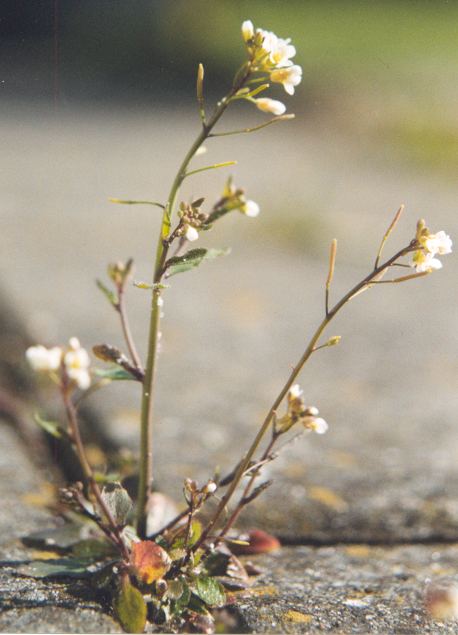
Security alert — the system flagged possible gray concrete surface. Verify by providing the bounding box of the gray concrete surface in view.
[0,105,457,631]
[2,105,456,541]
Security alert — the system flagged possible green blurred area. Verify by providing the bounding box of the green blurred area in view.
[3,0,457,174]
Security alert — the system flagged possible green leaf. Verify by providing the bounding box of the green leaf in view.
[114,578,147,634]
[101,482,133,525]
[165,248,230,277]
[34,413,64,439]
[71,538,116,560]
[22,524,89,550]
[194,575,226,608]
[94,367,136,381]
[96,279,118,306]
[17,558,93,579]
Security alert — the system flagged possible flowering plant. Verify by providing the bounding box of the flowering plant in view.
[22,20,451,633]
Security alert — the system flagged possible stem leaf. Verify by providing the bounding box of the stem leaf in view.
[94,367,137,381]
[165,248,230,277]
[34,413,65,439]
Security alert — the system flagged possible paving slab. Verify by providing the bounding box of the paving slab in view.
[2,415,458,634]
[234,544,458,633]
[1,106,457,544]
[0,420,121,634]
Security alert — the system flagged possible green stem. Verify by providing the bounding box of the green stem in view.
[193,243,415,550]
[136,62,253,537]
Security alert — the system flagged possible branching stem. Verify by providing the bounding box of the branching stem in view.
[193,242,417,551]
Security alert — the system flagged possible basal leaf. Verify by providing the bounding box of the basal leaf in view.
[22,524,89,550]
[194,575,226,608]
[114,578,147,634]
[17,558,92,579]
[165,248,230,277]
[130,541,171,585]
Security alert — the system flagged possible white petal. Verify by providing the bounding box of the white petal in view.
[243,200,260,217]
[255,98,286,116]
[242,20,254,41]
[289,384,303,399]
[185,226,199,242]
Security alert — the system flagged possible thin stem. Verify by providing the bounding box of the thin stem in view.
[374,204,404,269]
[209,114,294,138]
[218,432,279,541]
[117,289,142,370]
[136,61,254,537]
[62,387,129,560]
[325,239,337,316]
[193,243,415,551]
[184,161,237,179]
[109,198,165,209]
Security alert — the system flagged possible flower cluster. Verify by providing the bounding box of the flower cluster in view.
[412,220,452,272]
[241,20,302,116]
[277,384,328,434]
[26,337,91,390]
[206,178,260,225]
[176,200,209,242]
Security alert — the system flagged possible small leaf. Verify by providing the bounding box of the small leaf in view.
[34,413,64,439]
[194,575,226,608]
[130,541,171,585]
[172,520,202,549]
[17,558,92,579]
[22,524,90,550]
[96,279,118,306]
[72,538,116,560]
[165,248,230,277]
[114,577,147,634]
[94,367,136,381]
[101,482,133,526]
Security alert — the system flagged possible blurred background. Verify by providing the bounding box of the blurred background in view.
[1,1,457,539]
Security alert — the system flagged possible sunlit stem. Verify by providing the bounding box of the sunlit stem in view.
[184,161,237,179]
[325,238,337,316]
[109,198,165,209]
[196,63,206,124]
[209,114,295,138]
[193,243,415,551]
[62,386,130,560]
[136,61,254,538]
[374,204,405,269]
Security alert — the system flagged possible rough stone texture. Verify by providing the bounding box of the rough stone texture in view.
[0,420,121,633]
[235,545,458,633]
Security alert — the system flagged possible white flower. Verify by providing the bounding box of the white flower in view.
[270,65,302,95]
[203,481,217,495]
[257,29,296,68]
[254,97,286,116]
[26,345,62,372]
[303,416,328,434]
[64,338,91,390]
[413,251,443,273]
[423,230,452,256]
[241,200,260,218]
[289,384,303,399]
[185,225,199,242]
[241,20,254,42]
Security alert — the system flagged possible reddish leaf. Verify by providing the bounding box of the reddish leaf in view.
[230,529,280,555]
[130,540,171,584]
